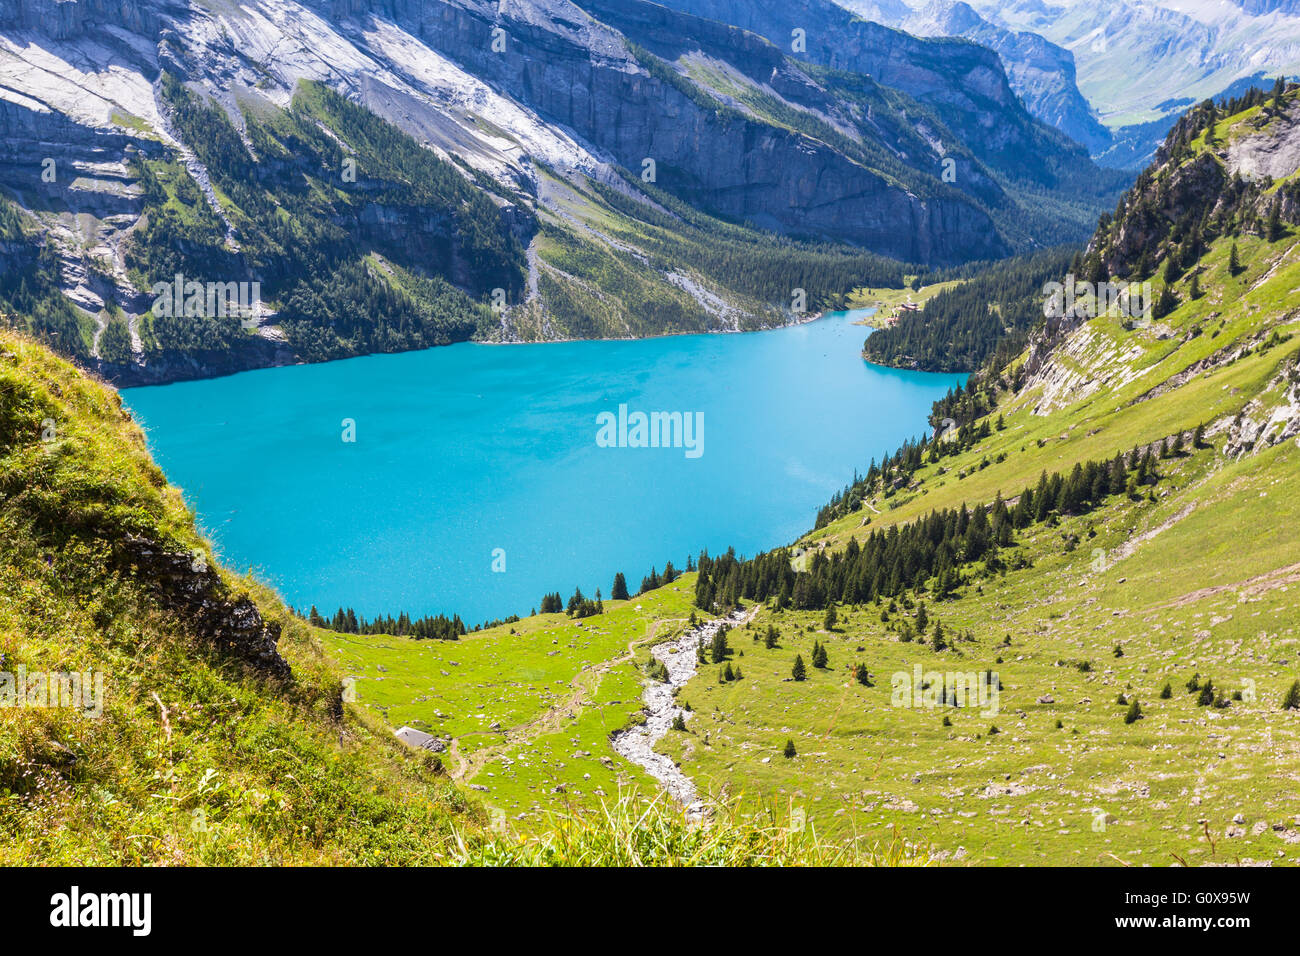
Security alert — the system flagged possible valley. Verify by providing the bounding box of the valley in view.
[1,0,1299,882]
[309,88,1300,865]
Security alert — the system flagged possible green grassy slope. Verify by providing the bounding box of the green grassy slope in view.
[653,95,1300,866]
[0,330,479,863]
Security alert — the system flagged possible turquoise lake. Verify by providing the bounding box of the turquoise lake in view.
[120,309,963,625]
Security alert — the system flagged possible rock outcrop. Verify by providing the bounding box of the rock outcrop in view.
[117,536,291,679]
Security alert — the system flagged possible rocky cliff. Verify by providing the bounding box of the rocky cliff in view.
[0,0,1123,384]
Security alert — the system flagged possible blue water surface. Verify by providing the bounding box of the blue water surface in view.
[121,309,963,624]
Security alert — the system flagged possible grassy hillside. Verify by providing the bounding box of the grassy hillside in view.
[0,330,477,863]
[655,94,1300,865]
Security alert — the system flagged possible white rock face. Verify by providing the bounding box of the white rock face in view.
[0,0,605,191]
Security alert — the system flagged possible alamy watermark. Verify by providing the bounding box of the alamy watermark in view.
[1,667,104,717]
[1043,274,1152,322]
[151,273,262,328]
[595,404,703,459]
[891,664,999,717]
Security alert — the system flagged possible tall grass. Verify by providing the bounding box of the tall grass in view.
[449,791,928,867]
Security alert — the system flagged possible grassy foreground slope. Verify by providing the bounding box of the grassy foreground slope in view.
[0,331,901,865]
[323,581,699,816]
[0,330,473,863]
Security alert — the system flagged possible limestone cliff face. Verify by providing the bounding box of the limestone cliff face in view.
[376,0,1008,261]
[0,0,1049,271]
[0,0,1124,385]
[623,0,1104,183]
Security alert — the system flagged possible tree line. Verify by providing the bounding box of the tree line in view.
[695,439,1186,614]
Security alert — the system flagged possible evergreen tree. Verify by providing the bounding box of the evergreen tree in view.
[1124,699,1143,724]
[783,738,796,758]
[611,572,629,601]
[792,654,807,681]
[710,625,730,664]
[823,605,837,632]
[1267,198,1283,242]
[812,641,829,669]
[932,621,946,652]
[1283,680,1300,711]
[1197,679,1216,707]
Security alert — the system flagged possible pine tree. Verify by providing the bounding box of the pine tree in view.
[783,738,796,758]
[1267,198,1283,242]
[823,605,837,631]
[1124,699,1143,724]
[1228,242,1241,276]
[1282,680,1300,711]
[812,642,828,669]
[710,625,730,664]
[1160,682,1173,699]
[1197,679,1215,707]
[764,625,779,649]
[792,654,807,681]
[1154,286,1178,319]
[611,572,629,601]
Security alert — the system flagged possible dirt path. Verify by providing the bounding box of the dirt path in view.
[1110,503,1196,563]
[1148,560,1300,611]
[447,617,685,782]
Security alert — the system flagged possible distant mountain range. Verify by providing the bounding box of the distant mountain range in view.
[0,0,1124,385]
[836,0,1300,168]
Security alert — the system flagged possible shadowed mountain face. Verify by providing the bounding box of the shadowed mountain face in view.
[631,0,1109,177]
[0,0,1124,384]
[850,0,1114,155]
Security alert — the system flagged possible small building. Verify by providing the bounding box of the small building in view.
[394,726,445,752]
